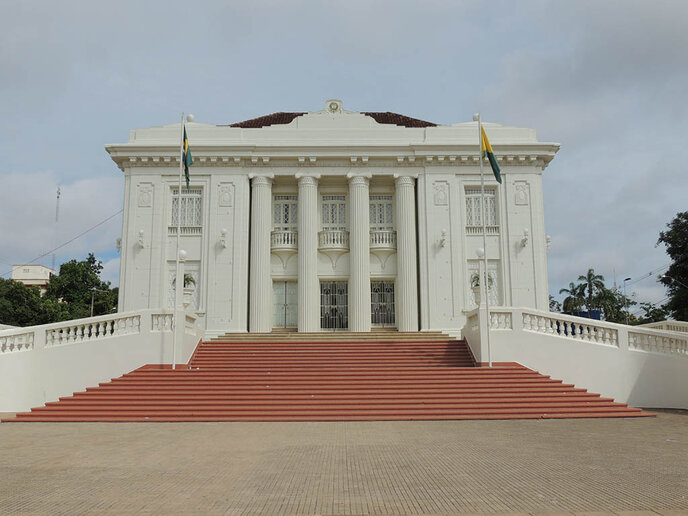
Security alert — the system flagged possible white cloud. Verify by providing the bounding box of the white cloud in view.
[0,170,122,277]
[2,0,687,312]
[101,257,121,288]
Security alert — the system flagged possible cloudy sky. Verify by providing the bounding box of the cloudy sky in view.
[2,0,686,315]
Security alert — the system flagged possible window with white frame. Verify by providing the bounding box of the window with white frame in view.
[321,195,347,230]
[465,188,498,234]
[171,188,203,229]
[273,195,298,231]
[369,195,394,231]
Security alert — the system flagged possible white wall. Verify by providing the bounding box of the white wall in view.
[463,306,688,409]
[0,309,203,413]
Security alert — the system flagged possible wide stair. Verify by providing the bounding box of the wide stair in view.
[3,332,650,422]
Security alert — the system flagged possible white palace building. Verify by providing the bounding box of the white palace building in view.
[106,99,557,336]
[2,100,687,415]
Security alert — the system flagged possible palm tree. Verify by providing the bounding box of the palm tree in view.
[559,282,585,313]
[577,268,605,311]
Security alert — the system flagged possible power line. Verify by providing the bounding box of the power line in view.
[626,264,671,287]
[1,209,123,278]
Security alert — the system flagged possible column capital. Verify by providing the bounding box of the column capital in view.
[295,173,320,185]
[249,174,274,186]
[346,172,372,184]
[394,174,417,186]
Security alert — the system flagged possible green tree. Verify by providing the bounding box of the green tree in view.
[0,278,70,326]
[549,295,562,313]
[635,302,669,324]
[44,253,118,319]
[594,288,636,324]
[559,282,585,313]
[657,211,688,321]
[577,268,606,311]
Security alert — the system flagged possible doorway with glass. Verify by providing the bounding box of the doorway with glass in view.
[273,281,297,330]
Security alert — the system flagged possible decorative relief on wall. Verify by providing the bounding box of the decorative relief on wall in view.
[514,181,529,206]
[137,184,153,207]
[433,181,448,206]
[218,184,234,207]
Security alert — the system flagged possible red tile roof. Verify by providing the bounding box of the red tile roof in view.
[229,112,306,128]
[229,111,437,128]
[363,112,437,128]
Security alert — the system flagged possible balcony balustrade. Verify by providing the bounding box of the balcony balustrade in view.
[318,230,349,268]
[369,229,397,269]
[271,230,298,268]
[369,230,397,250]
[318,230,350,250]
[271,230,298,251]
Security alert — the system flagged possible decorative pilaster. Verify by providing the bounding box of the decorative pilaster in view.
[348,174,371,332]
[297,175,320,332]
[395,175,419,332]
[249,175,273,332]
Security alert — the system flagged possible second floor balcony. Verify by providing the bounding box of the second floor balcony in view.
[271,230,298,251]
[318,229,350,251]
[369,230,397,250]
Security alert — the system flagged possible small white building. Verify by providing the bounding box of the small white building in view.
[106,100,559,336]
[11,264,55,293]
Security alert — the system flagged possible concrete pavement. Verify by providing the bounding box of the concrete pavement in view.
[1,411,687,515]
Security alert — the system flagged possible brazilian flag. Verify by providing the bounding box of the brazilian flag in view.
[183,126,193,189]
[481,126,501,184]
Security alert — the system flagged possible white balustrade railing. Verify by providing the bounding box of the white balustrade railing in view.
[466,226,500,235]
[522,310,619,347]
[271,230,298,250]
[639,320,688,334]
[369,230,397,248]
[489,311,513,330]
[462,306,688,408]
[629,330,688,356]
[46,315,141,347]
[168,226,203,236]
[0,332,34,354]
[468,306,688,359]
[152,313,174,332]
[318,230,350,249]
[0,309,204,413]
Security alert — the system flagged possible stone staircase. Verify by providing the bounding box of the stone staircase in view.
[3,332,651,422]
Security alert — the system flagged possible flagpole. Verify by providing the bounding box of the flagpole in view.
[474,112,492,367]
[173,113,184,370]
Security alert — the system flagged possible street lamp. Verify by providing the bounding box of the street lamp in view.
[662,274,688,289]
[90,287,110,317]
[623,277,631,325]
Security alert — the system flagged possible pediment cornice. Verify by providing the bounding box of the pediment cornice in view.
[106,144,559,172]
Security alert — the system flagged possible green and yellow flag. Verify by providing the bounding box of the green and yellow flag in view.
[183,126,193,189]
[481,126,501,184]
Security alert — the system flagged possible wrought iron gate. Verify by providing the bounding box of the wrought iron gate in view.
[371,280,396,327]
[320,281,348,330]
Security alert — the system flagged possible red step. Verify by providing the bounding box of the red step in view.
[2,335,652,422]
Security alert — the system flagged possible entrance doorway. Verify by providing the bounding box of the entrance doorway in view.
[371,280,396,328]
[273,281,297,329]
[320,281,348,330]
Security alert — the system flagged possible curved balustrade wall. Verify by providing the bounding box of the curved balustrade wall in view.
[463,306,688,408]
[0,309,203,412]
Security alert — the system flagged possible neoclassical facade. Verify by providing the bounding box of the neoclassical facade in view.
[106,100,559,335]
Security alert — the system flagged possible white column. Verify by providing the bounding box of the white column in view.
[249,175,273,332]
[348,174,371,332]
[395,175,419,332]
[297,175,320,332]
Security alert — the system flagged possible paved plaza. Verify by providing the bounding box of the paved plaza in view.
[1,411,687,515]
